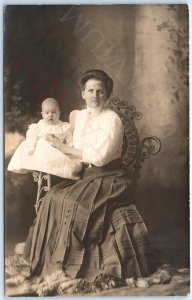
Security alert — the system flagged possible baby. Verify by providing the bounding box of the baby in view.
[8,98,82,179]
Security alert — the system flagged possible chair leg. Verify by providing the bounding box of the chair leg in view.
[32,172,51,214]
[47,173,51,190]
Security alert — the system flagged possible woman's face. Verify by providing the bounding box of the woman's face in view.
[81,79,108,110]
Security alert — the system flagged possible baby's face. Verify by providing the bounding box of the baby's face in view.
[41,103,60,125]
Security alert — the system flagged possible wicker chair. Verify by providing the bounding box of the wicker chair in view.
[33,97,161,213]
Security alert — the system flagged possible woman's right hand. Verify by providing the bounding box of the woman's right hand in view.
[45,135,67,153]
[46,134,83,160]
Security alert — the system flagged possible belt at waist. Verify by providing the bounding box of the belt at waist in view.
[82,159,128,178]
[84,158,123,170]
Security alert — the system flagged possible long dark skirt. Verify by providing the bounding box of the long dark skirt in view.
[24,162,156,281]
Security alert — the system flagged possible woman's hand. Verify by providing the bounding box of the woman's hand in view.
[45,135,67,153]
[46,134,83,160]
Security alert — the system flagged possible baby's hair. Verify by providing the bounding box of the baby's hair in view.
[41,98,60,110]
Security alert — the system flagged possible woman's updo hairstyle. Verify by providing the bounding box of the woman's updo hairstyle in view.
[78,69,113,99]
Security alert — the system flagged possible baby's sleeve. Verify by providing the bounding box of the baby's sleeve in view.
[26,123,39,152]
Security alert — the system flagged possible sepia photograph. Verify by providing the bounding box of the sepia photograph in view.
[4,4,189,296]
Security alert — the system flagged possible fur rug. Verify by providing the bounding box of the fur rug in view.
[5,243,189,297]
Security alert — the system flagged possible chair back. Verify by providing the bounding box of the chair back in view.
[107,97,161,181]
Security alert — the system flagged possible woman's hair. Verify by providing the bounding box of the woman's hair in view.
[78,69,113,99]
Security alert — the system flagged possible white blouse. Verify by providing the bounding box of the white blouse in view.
[72,108,123,167]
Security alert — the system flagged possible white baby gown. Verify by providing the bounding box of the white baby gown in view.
[7,119,82,179]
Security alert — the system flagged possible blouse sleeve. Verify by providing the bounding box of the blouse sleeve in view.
[62,123,73,146]
[81,113,123,167]
[69,110,80,133]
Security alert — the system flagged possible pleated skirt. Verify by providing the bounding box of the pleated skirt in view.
[23,163,156,281]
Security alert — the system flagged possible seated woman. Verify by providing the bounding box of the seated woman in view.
[23,69,157,289]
